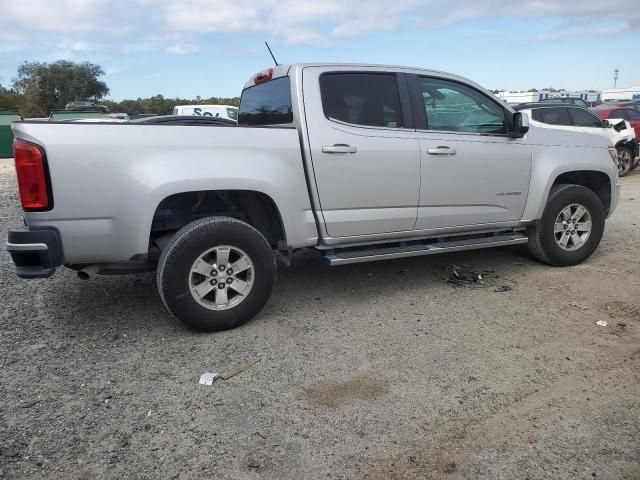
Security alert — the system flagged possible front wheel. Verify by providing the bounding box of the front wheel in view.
[527,184,605,266]
[157,217,276,332]
[617,146,633,177]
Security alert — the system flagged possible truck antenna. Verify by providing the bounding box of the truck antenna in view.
[264,42,279,66]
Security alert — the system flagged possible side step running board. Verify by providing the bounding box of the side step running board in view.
[323,234,528,266]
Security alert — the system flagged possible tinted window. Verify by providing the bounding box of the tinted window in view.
[534,107,570,125]
[626,109,640,120]
[568,108,601,127]
[320,73,404,128]
[238,77,293,126]
[612,109,629,120]
[417,77,506,134]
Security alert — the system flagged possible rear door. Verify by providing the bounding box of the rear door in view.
[532,106,574,132]
[567,107,608,138]
[409,75,531,230]
[302,68,420,237]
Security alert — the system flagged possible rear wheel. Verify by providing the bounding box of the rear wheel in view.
[527,184,605,266]
[616,146,632,177]
[157,217,276,331]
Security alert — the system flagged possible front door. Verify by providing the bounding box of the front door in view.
[302,68,420,238]
[409,75,532,230]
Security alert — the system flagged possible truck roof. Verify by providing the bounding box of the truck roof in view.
[243,63,483,93]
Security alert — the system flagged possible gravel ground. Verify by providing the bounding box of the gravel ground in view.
[1,158,639,480]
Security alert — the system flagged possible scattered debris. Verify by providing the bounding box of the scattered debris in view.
[527,436,537,445]
[612,322,627,337]
[254,432,267,440]
[447,265,487,287]
[595,320,608,327]
[444,264,511,290]
[569,302,589,310]
[18,399,41,409]
[494,285,512,292]
[443,462,457,474]
[220,356,262,380]
[199,372,219,385]
[200,357,263,385]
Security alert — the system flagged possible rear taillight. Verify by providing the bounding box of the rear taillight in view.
[14,139,51,211]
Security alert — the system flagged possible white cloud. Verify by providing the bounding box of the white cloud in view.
[0,0,636,56]
[165,43,200,54]
[0,0,112,33]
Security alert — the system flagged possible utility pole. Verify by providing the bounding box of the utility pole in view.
[613,67,619,88]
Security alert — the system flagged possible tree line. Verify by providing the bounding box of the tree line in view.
[0,60,239,118]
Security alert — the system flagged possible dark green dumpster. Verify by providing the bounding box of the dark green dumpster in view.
[0,111,20,158]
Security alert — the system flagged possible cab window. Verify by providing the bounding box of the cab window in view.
[417,77,506,134]
[568,108,601,127]
[320,73,404,128]
[532,107,570,126]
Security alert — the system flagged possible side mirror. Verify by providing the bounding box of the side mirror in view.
[510,111,529,138]
[601,120,610,128]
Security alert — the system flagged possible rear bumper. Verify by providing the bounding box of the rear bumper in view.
[6,228,63,279]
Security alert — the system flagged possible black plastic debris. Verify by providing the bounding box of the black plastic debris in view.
[494,285,512,292]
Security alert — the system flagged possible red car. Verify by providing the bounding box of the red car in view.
[591,105,640,139]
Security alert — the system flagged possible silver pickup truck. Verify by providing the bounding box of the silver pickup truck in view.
[8,63,620,331]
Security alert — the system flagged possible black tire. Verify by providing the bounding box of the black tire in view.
[616,146,632,177]
[527,184,605,267]
[157,217,276,332]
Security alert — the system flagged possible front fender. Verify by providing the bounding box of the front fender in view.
[522,144,618,221]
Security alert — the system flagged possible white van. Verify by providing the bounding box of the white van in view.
[172,105,238,122]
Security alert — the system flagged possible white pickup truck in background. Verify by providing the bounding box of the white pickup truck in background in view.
[172,104,238,122]
[8,63,619,331]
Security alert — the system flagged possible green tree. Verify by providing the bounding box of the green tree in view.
[12,60,109,117]
[0,80,22,112]
[104,95,241,116]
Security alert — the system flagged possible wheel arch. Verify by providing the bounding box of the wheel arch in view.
[149,189,287,254]
[551,170,612,215]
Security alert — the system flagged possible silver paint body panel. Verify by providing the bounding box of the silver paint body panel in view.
[11,63,619,264]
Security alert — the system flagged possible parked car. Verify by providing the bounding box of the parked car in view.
[8,63,619,332]
[539,97,589,108]
[591,105,640,171]
[515,103,638,176]
[606,100,640,111]
[172,105,238,122]
[64,101,108,113]
[133,115,236,126]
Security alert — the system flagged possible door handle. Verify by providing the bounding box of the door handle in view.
[322,144,357,154]
[426,146,456,156]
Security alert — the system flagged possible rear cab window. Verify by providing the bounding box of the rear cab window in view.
[238,77,293,126]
